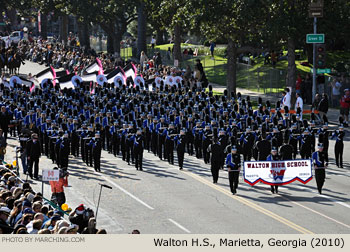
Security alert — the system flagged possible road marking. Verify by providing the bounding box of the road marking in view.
[319,194,350,209]
[278,194,350,229]
[100,174,155,210]
[168,218,191,233]
[65,186,124,232]
[183,170,314,234]
[291,184,350,209]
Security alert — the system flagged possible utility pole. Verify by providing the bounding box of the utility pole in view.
[308,0,324,102]
[312,17,317,101]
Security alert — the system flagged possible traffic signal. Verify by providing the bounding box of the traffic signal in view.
[315,44,326,68]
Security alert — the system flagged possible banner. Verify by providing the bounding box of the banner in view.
[243,159,313,186]
[42,169,59,182]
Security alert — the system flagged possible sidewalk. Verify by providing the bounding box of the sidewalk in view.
[210,83,341,126]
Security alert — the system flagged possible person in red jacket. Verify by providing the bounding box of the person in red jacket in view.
[49,167,69,209]
[340,89,350,126]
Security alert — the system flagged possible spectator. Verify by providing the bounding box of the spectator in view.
[295,74,302,95]
[340,89,350,126]
[29,219,43,234]
[151,36,156,49]
[38,228,51,234]
[318,93,329,124]
[271,50,277,68]
[304,74,313,104]
[0,129,6,162]
[331,78,342,107]
[131,229,140,234]
[96,229,107,234]
[155,52,162,68]
[82,217,98,234]
[140,51,148,70]
[69,204,90,233]
[42,214,61,231]
[66,224,79,234]
[209,41,215,58]
[0,206,12,234]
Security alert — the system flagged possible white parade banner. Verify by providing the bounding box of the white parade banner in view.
[42,169,60,182]
[243,159,313,186]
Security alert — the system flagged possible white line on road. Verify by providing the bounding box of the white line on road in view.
[100,174,155,210]
[291,185,350,209]
[168,218,191,233]
[319,194,350,209]
[278,194,350,229]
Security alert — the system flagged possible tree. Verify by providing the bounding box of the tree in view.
[266,0,310,102]
[188,0,269,96]
[137,1,147,58]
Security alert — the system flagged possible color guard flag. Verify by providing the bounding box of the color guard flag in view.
[56,73,76,89]
[81,72,97,83]
[243,159,313,186]
[106,67,125,84]
[123,63,137,81]
[84,61,100,74]
[35,67,55,84]
[54,70,68,78]
[96,57,104,75]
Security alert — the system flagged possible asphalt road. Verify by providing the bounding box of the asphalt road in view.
[2,61,349,234]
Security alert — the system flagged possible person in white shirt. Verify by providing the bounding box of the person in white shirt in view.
[151,36,156,49]
[281,88,291,110]
[295,93,304,118]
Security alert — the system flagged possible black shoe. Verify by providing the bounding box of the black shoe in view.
[179,167,183,170]
[34,176,39,180]
[139,168,143,171]
[275,187,278,194]
[271,188,275,194]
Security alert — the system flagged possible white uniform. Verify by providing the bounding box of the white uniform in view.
[295,96,304,118]
[282,92,291,110]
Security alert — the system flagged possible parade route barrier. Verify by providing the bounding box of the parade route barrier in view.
[270,109,319,114]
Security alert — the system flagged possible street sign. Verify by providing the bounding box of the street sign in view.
[306,34,325,43]
[310,68,331,74]
[42,169,59,181]
[317,68,331,74]
[309,8,323,18]
[309,0,324,17]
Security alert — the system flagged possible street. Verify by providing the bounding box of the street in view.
[3,61,349,234]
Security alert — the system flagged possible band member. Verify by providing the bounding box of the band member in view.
[226,145,241,195]
[267,147,280,194]
[207,138,222,183]
[175,129,186,170]
[134,129,144,171]
[26,133,41,179]
[89,132,102,172]
[332,124,345,168]
[312,143,327,194]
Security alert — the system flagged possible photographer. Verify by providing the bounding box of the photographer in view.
[69,204,93,234]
